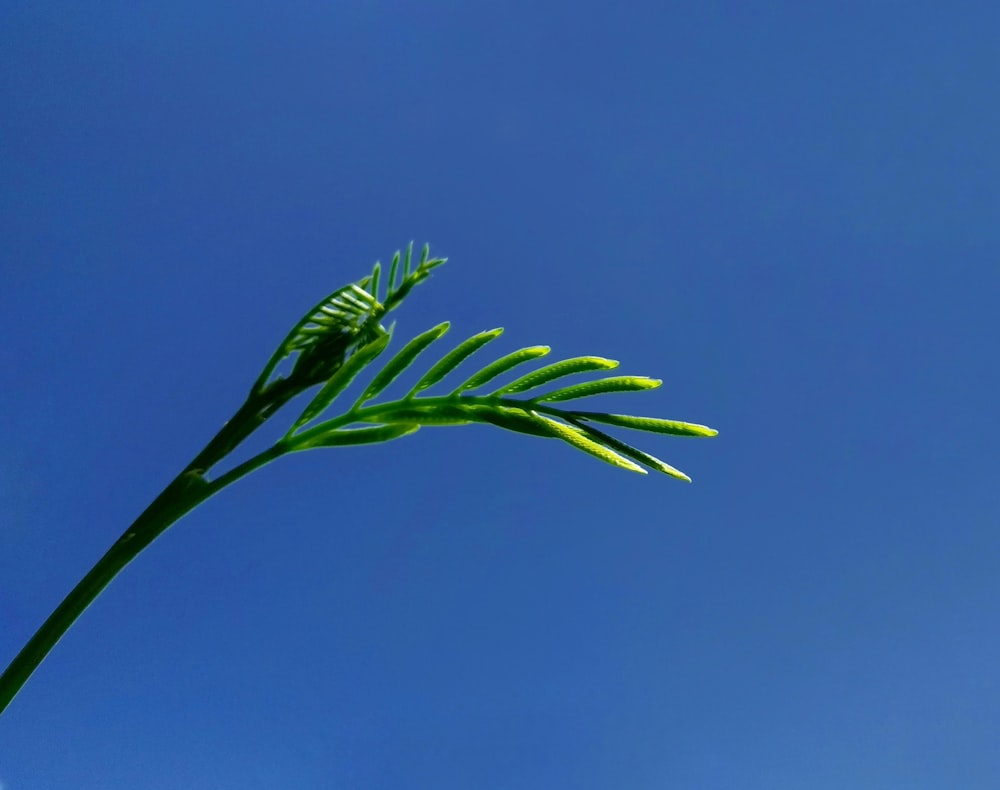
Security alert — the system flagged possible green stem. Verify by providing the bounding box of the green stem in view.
[0,388,599,713]
[0,398,289,715]
[286,394,570,448]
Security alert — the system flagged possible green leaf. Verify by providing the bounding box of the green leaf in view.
[464,404,556,437]
[387,250,400,297]
[369,261,381,305]
[294,423,420,449]
[568,418,692,481]
[253,283,381,394]
[334,286,374,314]
[495,356,618,395]
[357,322,451,404]
[366,244,445,313]
[535,376,661,403]
[290,332,391,432]
[367,403,473,426]
[454,346,551,393]
[253,244,445,397]
[419,249,446,274]
[409,328,505,395]
[403,241,413,279]
[383,248,447,312]
[570,411,718,437]
[533,414,646,474]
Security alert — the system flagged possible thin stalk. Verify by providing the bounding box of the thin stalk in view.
[0,402,289,715]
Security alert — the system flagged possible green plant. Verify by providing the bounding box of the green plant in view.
[0,244,717,714]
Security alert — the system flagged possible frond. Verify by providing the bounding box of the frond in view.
[368,242,447,316]
[251,244,445,398]
[282,322,717,481]
[252,283,380,395]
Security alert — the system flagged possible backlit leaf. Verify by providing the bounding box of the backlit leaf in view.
[290,332,391,432]
[409,328,505,394]
[534,414,646,474]
[357,322,450,404]
[535,376,661,403]
[454,346,551,393]
[569,418,691,481]
[295,423,419,449]
[495,356,618,395]
[570,411,718,437]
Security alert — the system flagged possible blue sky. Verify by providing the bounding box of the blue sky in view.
[2,2,998,787]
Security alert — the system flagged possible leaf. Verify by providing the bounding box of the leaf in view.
[357,322,451,404]
[334,286,375,314]
[533,413,646,474]
[290,332,391,432]
[369,261,381,305]
[567,418,692,481]
[535,376,661,403]
[495,356,618,395]
[570,411,718,437]
[367,403,473,426]
[253,241,446,398]
[409,328,505,395]
[420,249,446,275]
[253,282,382,394]
[403,241,413,280]
[373,243,444,308]
[294,423,419,449]
[387,249,401,297]
[454,346,551,393]
[464,404,556,437]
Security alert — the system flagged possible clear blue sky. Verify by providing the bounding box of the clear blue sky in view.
[2,2,998,788]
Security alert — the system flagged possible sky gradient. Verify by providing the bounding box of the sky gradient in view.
[2,2,999,788]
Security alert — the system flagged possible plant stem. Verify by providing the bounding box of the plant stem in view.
[0,397,289,715]
[0,472,206,713]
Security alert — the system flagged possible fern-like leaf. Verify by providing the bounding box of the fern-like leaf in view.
[495,356,618,395]
[565,416,692,481]
[280,310,714,482]
[535,376,661,403]
[408,328,505,395]
[292,423,419,450]
[569,411,718,437]
[369,261,381,304]
[252,245,445,398]
[387,250,400,295]
[253,283,381,395]
[533,413,646,473]
[370,242,447,315]
[453,346,551,393]
[356,322,451,405]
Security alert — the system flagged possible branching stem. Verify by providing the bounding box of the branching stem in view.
[0,245,715,717]
[0,396,291,715]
